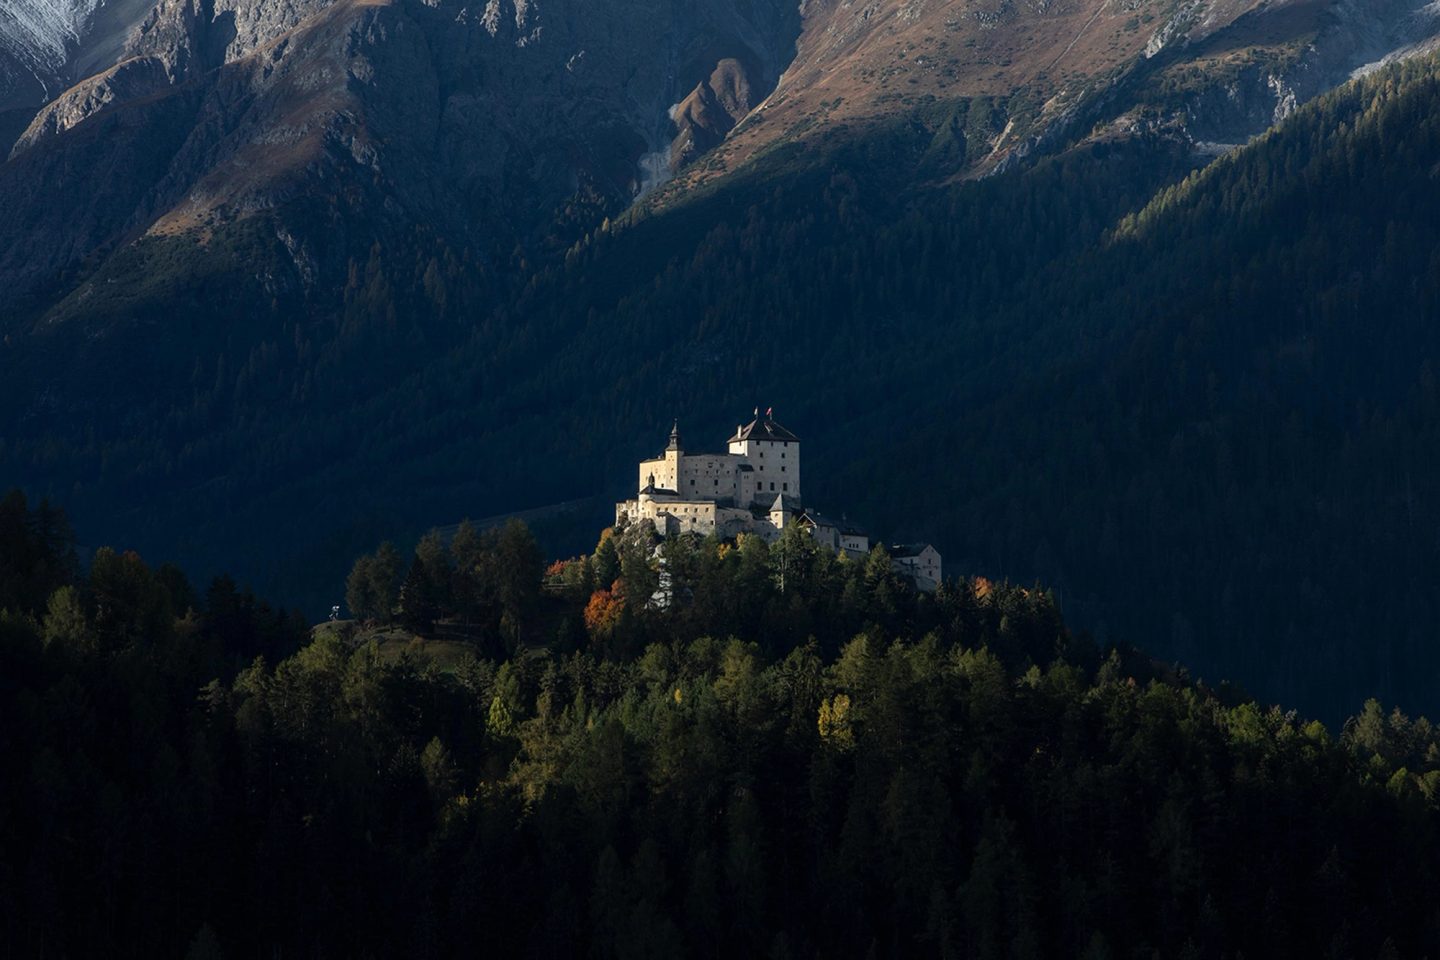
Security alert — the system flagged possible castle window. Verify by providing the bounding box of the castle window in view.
[783,483,789,491]
[781,466,786,473]
[770,482,775,491]
[781,453,785,458]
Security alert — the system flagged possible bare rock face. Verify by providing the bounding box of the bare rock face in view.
[4,0,1440,327]
[671,57,759,167]
[7,0,346,155]
[0,0,804,317]
[10,54,169,154]
[1,0,158,117]
[671,0,1440,190]
[0,0,103,108]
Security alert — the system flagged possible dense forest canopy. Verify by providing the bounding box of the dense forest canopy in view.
[4,493,1440,958]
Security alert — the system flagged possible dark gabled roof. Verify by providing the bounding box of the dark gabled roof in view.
[729,417,799,443]
[890,543,937,559]
[801,511,868,539]
[798,510,840,530]
[736,463,754,472]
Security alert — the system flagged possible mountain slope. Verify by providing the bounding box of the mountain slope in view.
[6,0,1440,327]
[5,4,1440,724]
[662,0,1440,190]
[0,0,803,321]
[14,47,1434,723]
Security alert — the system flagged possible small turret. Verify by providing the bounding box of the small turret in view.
[667,419,682,452]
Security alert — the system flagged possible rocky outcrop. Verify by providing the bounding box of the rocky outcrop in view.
[673,0,1440,188]
[671,57,759,167]
[1140,0,1440,151]
[10,54,169,155]
[1,0,156,124]
[0,0,804,317]
[0,0,103,107]
[5,0,1440,326]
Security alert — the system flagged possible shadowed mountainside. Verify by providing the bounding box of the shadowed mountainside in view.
[4,5,1440,723]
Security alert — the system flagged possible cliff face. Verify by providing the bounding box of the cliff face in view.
[3,0,1440,327]
[2,0,1440,325]
[0,0,156,114]
[0,0,801,320]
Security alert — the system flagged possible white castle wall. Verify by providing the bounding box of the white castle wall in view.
[728,437,799,502]
[616,418,940,591]
[678,454,742,501]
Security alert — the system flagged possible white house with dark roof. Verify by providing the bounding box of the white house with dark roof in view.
[615,413,942,590]
[890,543,943,592]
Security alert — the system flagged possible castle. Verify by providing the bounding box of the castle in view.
[615,412,942,590]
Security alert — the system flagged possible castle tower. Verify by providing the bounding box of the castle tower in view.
[663,419,682,490]
[635,420,685,494]
[728,409,800,506]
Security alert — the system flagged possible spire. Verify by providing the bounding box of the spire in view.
[667,419,681,451]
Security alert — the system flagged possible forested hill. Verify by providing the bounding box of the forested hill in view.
[5,54,1440,725]
[4,492,1440,958]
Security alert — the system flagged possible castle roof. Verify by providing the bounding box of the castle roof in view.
[890,543,937,559]
[768,493,803,513]
[798,510,840,530]
[730,417,799,443]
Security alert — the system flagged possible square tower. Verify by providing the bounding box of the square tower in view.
[728,413,800,506]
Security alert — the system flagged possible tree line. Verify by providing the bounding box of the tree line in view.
[4,494,1440,957]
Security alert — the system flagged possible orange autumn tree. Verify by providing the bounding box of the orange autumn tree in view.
[583,580,625,641]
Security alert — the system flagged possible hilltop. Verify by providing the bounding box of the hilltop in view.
[3,491,1440,957]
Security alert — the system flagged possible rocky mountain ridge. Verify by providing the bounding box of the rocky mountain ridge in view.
[665,0,1440,192]
[4,0,1439,318]
[0,0,803,321]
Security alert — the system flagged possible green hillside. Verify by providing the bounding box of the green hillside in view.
[3,494,1440,957]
